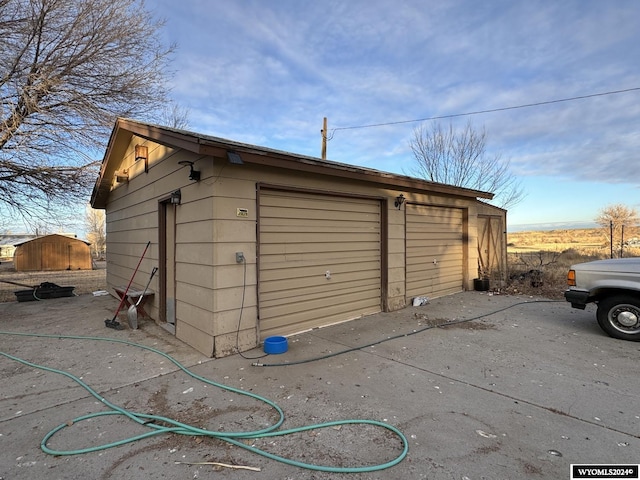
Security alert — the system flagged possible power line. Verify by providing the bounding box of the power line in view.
[331,86,640,133]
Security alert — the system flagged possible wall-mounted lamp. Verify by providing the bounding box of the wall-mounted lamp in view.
[394,193,405,209]
[135,145,149,173]
[115,169,129,183]
[135,145,148,161]
[169,189,181,205]
[227,151,244,165]
[178,160,200,181]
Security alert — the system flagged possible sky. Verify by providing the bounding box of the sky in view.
[149,1,638,231]
[149,0,640,231]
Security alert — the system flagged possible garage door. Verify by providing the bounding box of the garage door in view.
[258,189,382,339]
[406,204,464,300]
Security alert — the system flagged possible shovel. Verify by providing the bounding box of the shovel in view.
[127,267,157,329]
[105,241,150,330]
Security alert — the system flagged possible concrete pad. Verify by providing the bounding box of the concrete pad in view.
[1,291,639,479]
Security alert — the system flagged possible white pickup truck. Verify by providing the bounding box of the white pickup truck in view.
[565,257,640,341]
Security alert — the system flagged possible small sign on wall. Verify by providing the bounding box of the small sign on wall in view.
[236,208,249,218]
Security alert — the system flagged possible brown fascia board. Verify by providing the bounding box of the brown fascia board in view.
[476,199,507,212]
[200,135,492,200]
[91,118,493,208]
[220,147,494,200]
[90,121,131,209]
[116,118,206,153]
[194,136,494,200]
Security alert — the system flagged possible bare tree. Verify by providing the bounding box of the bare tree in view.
[0,0,175,222]
[160,103,191,130]
[85,206,106,258]
[0,215,10,235]
[409,121,524,209]
[595,203,639,256]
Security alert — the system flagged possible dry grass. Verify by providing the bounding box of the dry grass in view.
[0,261,107,303]
[505,227,640,299]
[507,227,639,254]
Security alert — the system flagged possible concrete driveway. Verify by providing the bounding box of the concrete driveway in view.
[1,291,638,479]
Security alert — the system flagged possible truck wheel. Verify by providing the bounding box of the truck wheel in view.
[596,296,640,341]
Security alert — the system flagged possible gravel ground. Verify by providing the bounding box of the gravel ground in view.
[1,291,639,479]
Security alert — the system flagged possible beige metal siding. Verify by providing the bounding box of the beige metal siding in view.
[406,204,464,300]
[258,189,381,338]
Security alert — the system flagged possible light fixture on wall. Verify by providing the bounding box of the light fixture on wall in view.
[178,160,200,181]
[135,145,149,173]
[227,151,244,165]
[115,169,129,183]
[170,189,181,205]
[394,193,405,209]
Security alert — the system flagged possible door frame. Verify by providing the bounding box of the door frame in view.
[158,194,177,333]
[256,183,389,338]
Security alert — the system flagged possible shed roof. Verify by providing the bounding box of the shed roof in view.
[13,234,90,247]
[91,118,494,209]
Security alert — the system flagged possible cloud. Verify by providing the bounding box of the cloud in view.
[152,0,640,191]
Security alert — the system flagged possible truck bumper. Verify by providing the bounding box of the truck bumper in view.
[564,289,591,309]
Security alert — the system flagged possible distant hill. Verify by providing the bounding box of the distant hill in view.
[508,221,597,232]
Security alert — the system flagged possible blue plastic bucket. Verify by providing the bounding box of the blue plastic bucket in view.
[263,336,288,354]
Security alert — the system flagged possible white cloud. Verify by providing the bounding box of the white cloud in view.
[153,0,640,198]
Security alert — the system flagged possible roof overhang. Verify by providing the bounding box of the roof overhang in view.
[91,118,494,209]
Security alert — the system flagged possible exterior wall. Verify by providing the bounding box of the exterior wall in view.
[104,137,219,355]
[103,136,495,358]
[13,235,92,271]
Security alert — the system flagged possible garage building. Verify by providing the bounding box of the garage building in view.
[91,118,507,357]
[13,234,92,271]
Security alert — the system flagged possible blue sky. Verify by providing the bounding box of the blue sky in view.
[150,0,640,231]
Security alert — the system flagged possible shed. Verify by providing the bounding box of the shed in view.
[13,234,92,271]
[91,118,507,358]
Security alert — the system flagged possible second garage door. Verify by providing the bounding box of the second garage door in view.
[258,189,382,339]
[406,204,465,301]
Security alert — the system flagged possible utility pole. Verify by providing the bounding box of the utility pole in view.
[321,117,327,160]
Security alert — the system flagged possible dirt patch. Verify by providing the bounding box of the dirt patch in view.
[446,320,496,330]
[413,315,497,330]
[0,261,107,303]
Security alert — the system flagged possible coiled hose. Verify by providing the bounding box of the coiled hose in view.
[0,331,408,473]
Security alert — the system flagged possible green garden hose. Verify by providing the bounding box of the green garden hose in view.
[0,330,408,473]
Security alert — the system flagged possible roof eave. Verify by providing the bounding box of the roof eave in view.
[91,118,494,208]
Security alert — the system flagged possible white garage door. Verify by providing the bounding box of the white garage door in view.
[258,189,382,339]
[406,204,464,300]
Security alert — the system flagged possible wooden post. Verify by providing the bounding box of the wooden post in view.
[321,117,327,160]
[610,221,613,258]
